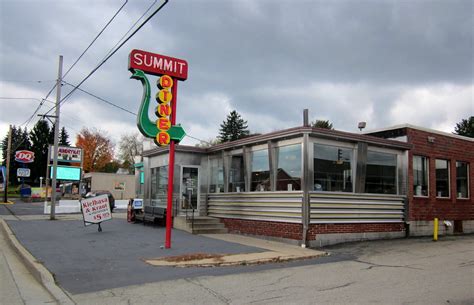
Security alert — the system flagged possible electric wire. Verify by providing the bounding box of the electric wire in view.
[21,0,130,129]
[42,0,169,117]
[62,81,137,116]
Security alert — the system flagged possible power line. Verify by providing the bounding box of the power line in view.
[62,0,128,78]
[43,0,169,117]
[62,81,137,116]
[0,80,55,83]
[20,0,130,130]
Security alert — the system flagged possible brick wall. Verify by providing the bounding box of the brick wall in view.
[407,128,474,221]
[220,218,404,241]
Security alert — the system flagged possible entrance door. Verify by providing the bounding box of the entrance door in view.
[180,166,199,213]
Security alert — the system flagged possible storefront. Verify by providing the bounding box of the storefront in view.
[140,125,411,246]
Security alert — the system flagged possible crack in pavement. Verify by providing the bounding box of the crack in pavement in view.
[354,259,424,270]
[318,282,355,292]
[184,278,231,305]
[248,295,284,304]
[258,274,292,287]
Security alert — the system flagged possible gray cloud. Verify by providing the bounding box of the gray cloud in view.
[1,0,472,147]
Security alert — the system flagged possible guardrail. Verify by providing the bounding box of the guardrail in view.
[207,191,303,223]
[309,192,405,224]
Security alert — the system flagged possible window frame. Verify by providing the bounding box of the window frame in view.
[435,159,451,199]
[275,142,303,191]
[365,148,399,195]
[413,155,429,198]
[456,161,470,199]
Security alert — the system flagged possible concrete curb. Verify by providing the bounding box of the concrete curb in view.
[0,219,75,305]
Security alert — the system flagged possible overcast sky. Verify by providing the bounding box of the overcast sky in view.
[1,0,472,153]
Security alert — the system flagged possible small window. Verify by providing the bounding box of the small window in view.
[456,161,469,199]
[276,144,302,191]
[151,166,168,206]
[413,155,429,196]
[435,159,450,198]
[251,149,270,191]
[314,144,353,192]
[365,151,397,194]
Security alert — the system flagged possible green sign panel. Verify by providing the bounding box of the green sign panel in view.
[49,166,81,181]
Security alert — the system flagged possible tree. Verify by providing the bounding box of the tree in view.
[1,126,32,185]
[29,120,52,184]
[102,160,122,173]
[76,128,114,172]
[118,132,143,174]
[195,137,221,148]
[218,110,250,142]
[59,127,71,146]
[454,116,474,138]
[311,120,334,130]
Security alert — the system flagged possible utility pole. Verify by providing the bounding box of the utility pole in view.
[3,125,12,203]
[50,55,63,220]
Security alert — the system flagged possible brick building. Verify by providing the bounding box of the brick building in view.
[366,124,474,236]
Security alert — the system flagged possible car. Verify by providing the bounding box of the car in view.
[83,190,115,212]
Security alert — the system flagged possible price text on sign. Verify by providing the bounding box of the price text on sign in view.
[81,194,112,225]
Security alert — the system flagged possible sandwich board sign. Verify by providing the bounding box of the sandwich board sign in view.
[80,194,112,232]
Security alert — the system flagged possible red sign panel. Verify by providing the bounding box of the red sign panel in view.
[15,150,35,163]
[128,49,188,81]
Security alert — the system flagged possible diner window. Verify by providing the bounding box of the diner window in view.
[151,166,168,206]
[251,149,270,191]
[456,161,469,199]
[365,151,397,194]
[314,144,353,192]
[229,155,245,192]
[435,159,450,198]
[209,157,224,193]
[276,144,302,191]
[413,155,429,196]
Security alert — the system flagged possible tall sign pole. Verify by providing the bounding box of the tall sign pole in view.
[3,125,12,203]
[50,55,63,220]
[129,49,187,249]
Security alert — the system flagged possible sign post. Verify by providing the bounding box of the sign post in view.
[129,49,188,249]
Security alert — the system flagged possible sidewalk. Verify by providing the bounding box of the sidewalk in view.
[1,213,326,301]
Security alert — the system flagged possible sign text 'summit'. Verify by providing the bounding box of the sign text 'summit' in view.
[128,49,188,81]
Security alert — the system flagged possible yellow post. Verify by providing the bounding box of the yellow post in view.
[433,218,438,241]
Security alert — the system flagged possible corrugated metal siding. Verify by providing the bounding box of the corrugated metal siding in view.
[310,192,405,224]
[208,192,303,223]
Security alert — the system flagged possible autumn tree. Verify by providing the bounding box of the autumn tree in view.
[118,132,143,174]
[454,116,474,138]
[218,110,250,142]
[311,119,334,130]
[76,128,114,173]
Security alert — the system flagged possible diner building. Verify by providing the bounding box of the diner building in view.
[139,119,414,247]
[366,124,474,236]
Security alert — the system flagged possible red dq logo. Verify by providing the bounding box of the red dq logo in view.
[15,150,35,163]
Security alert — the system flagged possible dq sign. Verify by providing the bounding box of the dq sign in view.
[15,150,35,163]
[129,50,186,146]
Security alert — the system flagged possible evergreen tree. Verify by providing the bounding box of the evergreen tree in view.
[218,110,250,142]
[311,119,334,130]
[59,127,71,146]
[1,126,31,186]
[29,120,52,184]
[454,116,474,138]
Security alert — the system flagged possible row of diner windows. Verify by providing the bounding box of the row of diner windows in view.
[209,143,399,195]
[413,156,470,199]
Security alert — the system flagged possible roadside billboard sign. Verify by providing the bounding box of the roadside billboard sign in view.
[50,146,82,163]
[80,194,112,229]
[15,150,35,163]
[17,168,31,177]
